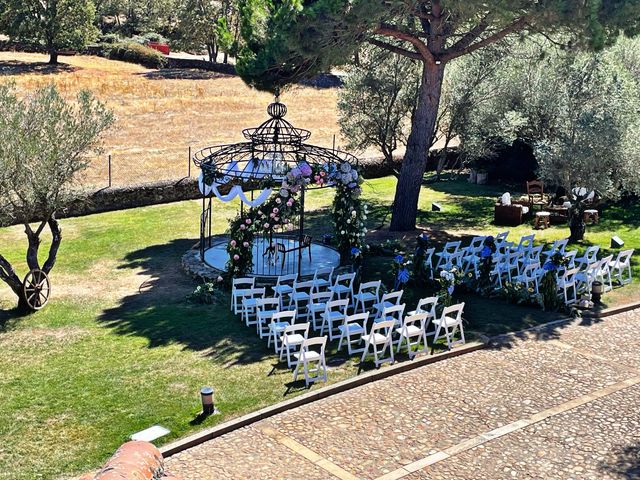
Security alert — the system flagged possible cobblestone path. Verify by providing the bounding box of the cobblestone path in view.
[166,310,640,480]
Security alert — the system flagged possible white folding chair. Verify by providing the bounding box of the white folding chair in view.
[268,310,296,353]
[231,277,255,314]
[293,336,328,386]
[495,231,510,244]
[435,241,462,270]
[320,298,349,340]
[465,236,486,255]
[576,259,601,294]
[407,296,438,317]
[352,280,381,314]
[240,287,265,326]
[557,267,579,306]
[329,272,356,304]
[596,254,614,292]
[374,303,405,329]
[280,322,310,368]
[289,280,315,318]
[514,262,543,294]
[311,267,334,292]
[423,247,435,279]
[514,234,535,253]
[307,291,333,330]
[360,319,395,367]
[256,297,279,338]
[441,250,465,272]
[395,312,431,358]
[543,238,568,261]
[432,302,466,351]
[337,312,368,355]
[373,290,403,319]
[608,249,634,285]
[575,246,600,270]
[522,245,543,268]
[272,274,297,310]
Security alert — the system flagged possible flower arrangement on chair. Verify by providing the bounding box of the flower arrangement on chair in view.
[438,268,461,307]
[391,254,411,290]
[539,251,570,311]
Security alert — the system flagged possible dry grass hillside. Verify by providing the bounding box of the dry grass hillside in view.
[0,52,345,186]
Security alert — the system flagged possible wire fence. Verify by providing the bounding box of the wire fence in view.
[78,146,197,189]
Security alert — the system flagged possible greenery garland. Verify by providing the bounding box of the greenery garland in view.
[221,160,365,277]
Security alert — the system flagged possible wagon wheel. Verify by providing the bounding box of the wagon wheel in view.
[22,269,51,311]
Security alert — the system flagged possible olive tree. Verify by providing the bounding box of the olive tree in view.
[0,84,113,311]
[338,47,420,175]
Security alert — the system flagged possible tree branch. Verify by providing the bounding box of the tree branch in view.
[441,16,529,62]
[0,253,22,296]
[42,215,62,274]
[445,13,491,54]
[374,23,433,63]
[367,39,422,60]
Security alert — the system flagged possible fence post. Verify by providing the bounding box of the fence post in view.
[108,154,112,188]
[188,146,192,178]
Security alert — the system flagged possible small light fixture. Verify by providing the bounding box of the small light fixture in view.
[200,386,215,415]
[435,59,442,65]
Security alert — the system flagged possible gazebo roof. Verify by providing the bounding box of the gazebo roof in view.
[193,100,358,188]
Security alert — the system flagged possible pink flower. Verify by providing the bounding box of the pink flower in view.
[269,213,275,218]
[240,224,246,230]
[243,241,249,247]
[320,170,326,177]
[264,222,270,228]
[233,254,240,261]
[274,217,280,222]
[230,240,236,247]
[273,207,279,214]
[276,198,282,204]
[287,199,294,207]
[245,219,252,225]
[314,175,320,182]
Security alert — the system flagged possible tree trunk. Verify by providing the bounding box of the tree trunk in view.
[389,61,445,231]
[48,48,58,65]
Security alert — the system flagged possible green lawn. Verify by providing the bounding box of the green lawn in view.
[0,175,638,479]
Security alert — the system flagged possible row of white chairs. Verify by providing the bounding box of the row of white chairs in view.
[231,273,467,385]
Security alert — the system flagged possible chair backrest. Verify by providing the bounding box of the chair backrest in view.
[507,251,523,267]
[326,298,349,313]
[526,180,544,196]
[442,302,465,322]
[415,296,438,316]
[562,267,579,283]
[310,291,333,304]
[233,277,255,290]
[276,274,297,286]
[517,234,535,251]
[403,312,429,330]
[496,241,514,255]
[447,250,465,267]
[284,322,310,336]
[564,250,578,267]
[523,262,540,276]
[300,336,327,356]
[527,245,543,262]
[553,238,569,253]
[443,241,461,254]
[467,236,486,252]
[334,272,356,287]
[358,280,381,295]
[272,310,296,323]
[582,245,600,263]
[344,312,369,326]
[370,319,396,336]
[495,231,510,242]
[313,267,334,282]
[381,290,403,305]
[423,247,435,267]
[256,297,279,311]
[599,255,613,271]
[382,303,405,321]
[243,287,265,299]
[293,280,314,293]
[616,249,635,265]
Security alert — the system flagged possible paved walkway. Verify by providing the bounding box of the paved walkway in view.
[166,310,640,480]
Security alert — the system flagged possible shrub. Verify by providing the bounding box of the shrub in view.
[98,33,121,44]
[106,42,166,68]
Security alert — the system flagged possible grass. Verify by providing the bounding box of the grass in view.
[0,52,349,187]
[1,175,637,479]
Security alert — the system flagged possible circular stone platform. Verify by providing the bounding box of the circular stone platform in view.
[203,237,341,278]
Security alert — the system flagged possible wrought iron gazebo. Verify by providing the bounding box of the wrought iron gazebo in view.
[193,98,360,278]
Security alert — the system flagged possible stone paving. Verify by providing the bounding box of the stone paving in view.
[166,309,640,480]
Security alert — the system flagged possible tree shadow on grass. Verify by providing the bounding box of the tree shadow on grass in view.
[96,237,275,367]
[137,69,232,81]
[0,60,78,76]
